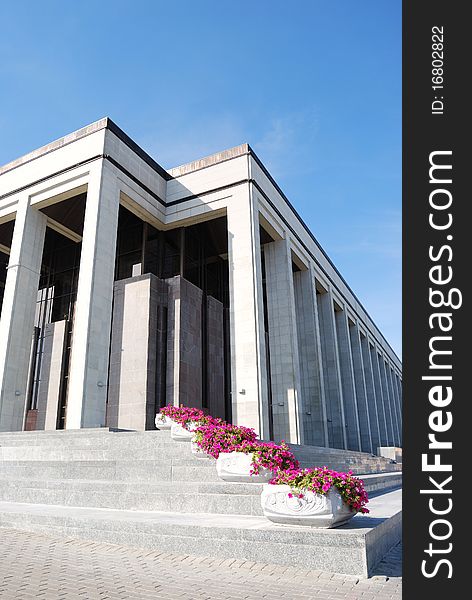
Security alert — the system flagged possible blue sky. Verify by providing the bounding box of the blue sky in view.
[0,1,401,357]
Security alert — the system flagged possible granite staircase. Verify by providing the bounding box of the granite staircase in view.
[0,428,402,577]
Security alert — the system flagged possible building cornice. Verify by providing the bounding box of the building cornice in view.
[0,117,172,182]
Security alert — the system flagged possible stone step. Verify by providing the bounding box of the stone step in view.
[0,444,395,468]
[292,443,393,457]
[0,489,402,577]
[0,428,128,440]
[0,443,401,470]
[294,451,398,463]
[291,450,400,471]
[0,460,222,482]
[0,458,400,489]
[0,431,179,448]
[0,445,208,461]
[0,439,394,464]
[0,471,402,498]
[0,482,262,516]
[361,472,402,494]
[0,429,401,477]
[0,459,401,481]
[0,472,401,516]
[0,429,398,459]
[301,464,401,475]
[0,478,265,496]
[0,452,402,474]
[297,459,400,471]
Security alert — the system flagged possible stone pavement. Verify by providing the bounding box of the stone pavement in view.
[0,528,402,599]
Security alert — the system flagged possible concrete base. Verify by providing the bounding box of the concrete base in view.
[0,490,401,577]
[0,428,402,577]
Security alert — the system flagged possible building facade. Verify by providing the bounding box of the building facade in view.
[0,118,402,451]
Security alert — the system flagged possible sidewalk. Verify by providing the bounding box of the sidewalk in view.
[0,528,401,599]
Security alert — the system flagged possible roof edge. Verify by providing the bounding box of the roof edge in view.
[168,144,250,177]
[0,118,109,177]
[0,117,172,181]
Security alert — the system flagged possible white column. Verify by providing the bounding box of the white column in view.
[316,287,347,449]
[395,374,403,446]
[227,185,269,439]
[386,363,401,447]
[36,320,68,431]
[349,323,373,453]
[360,334,381,452]
[370,344,389,446]
[66,162,120,429]
[0,197,47,431]
[293,266,328,447]
[394,370,403,444]
[395,373,403,420]
[311,271,329,447]
[334,309,361,451]
[264,237,303,444]
[378,354,395,446]
[389,366,402,446]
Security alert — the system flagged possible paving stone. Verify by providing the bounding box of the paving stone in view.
[0,528,402,599]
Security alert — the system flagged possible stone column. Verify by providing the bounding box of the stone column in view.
[387,364,401,447]
[226,185,269,438]
[206,295,225,420]
[293,267,328,447]
[349,323,373,454]
[316,287,347,450]
[166,275,203,409]
[378,354,395,446]
[370,344,388,446]
[107,274,167,431]
[66,162,120,429]
[394,370,403,445]
[394,372,403,420]
[360,334,381,453]
[395,374,403,445]
[396,375,403,416]
[36,320,67,430]
[334,309,361,451]
[264,237,303,444]
[0,197,47,432]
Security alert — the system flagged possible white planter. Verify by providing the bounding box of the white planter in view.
[170,422,197,442]
[260,484,356,528]
[216,451,272,483]
[191,441,211,459]
[154,414,174,429]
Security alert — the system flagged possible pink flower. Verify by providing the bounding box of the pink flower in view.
[159,405,369,514]
[269,466,369,513]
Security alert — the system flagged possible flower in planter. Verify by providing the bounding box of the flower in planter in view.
[235,440,300,475]
[269,467,369,514]
[192,422,258,458]
[159,405,207,428]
